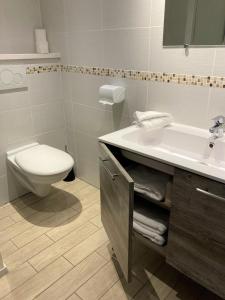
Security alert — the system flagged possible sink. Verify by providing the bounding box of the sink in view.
[99,123,225,183]
[122,124,225,168]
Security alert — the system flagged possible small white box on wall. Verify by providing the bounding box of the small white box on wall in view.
[0,66,27,91]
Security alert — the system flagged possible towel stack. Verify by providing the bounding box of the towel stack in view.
[133,111,173,130]
[133,199,168,246]
[126,165,170,202]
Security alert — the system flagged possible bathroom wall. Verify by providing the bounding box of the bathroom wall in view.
[0,0,67,205]
[0,0,42,53]
[0,65,66,205]
[40,0,225,187]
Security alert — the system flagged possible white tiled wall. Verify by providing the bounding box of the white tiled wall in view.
[0,0,42,53]
[0,65,66,205]
[40,0,225,187]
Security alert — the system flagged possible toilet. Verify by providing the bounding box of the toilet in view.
[7,143,74,197]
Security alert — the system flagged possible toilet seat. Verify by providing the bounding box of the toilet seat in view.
[15,144,74,176]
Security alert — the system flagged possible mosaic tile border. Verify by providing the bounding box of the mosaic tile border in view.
[27,64,225,88]
[26,64,63,74]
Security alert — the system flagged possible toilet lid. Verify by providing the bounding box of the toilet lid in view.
[15,145,74,176]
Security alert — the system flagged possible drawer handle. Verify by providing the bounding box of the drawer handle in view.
[196,188,225,202]
[100,158,119,181]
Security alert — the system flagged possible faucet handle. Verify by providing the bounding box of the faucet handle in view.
[212,115,225,125]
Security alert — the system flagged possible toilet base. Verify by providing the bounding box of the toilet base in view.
[8,163,52,197]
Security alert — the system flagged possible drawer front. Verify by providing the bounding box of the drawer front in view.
[167,225,225,299]
[167,168,225,298]
[171,168,225,244]
[99,142,134,282]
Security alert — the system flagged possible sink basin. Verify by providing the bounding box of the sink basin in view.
[99,123,225,183]
[122,124,225,168]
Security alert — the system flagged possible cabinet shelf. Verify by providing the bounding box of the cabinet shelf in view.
[0,53,61,61]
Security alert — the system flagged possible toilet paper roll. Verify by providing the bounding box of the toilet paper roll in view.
[35,29,47,43]
[99,85,126,104]
[36,41,49,54]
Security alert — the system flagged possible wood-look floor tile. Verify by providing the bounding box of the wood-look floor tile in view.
[36,252,107,300]
[67,294,82,300]
[53,178,88,191]
[46,203,100,241]
[0,262,36,299]
[29,222,98,271]
[2,257,72,300]
[76,261,120,300]
[0,217,15,231]
[100,276,143,300]
[5,235,53,269]
[90,214,103,228]
[0,241,18,259]
[73,191,100,212]
[12,208,78,248]
[64,183,98,200]
[64,228,108,266]
[96,242,114,262]
[0,193,40,220]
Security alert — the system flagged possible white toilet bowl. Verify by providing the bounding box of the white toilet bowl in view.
[7,143,74,197]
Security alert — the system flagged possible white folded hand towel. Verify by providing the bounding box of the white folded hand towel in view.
[133,221,166,246]
[133,111,173,130]
[133,201,168,235]
[134,111,172,123]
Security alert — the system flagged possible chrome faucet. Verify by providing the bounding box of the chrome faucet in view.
[209,115,225,148]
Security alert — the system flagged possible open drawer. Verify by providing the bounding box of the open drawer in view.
[99,142,134,282]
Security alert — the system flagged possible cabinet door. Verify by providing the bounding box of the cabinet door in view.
[167,169,225,299]
[99,142,134,282]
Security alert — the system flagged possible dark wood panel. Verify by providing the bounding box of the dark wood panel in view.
[121,149,175,175]
[167,168,225,299]
[99,142,134,282]
[171,169,225,244]
[167,226,225,299]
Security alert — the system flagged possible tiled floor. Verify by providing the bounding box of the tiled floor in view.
[0,179,221,300]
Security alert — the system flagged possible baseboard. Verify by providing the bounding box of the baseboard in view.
[0,265,8,278]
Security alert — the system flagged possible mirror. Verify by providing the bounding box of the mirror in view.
[163,0,225,47]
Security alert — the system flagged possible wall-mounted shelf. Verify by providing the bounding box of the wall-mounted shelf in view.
[0,53,61,61]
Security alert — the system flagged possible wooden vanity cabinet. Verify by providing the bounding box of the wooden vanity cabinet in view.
[99,142,225,298]
[167,168,225,299]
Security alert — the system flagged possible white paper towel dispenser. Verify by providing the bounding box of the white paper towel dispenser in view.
[99,85,126,106]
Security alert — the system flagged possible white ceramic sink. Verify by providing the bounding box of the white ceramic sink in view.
[99,123,225,183]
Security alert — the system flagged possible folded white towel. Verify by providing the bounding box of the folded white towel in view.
[134,111,172,123]
[133,200,168,235]
[133,111,173,130]
[126,165,170,202]
[133,221,166,246]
